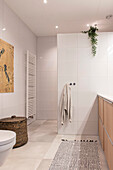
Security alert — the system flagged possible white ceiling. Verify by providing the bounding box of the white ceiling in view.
[5,0,113,36]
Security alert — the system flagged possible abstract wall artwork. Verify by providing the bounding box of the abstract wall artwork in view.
[0,39,14,93]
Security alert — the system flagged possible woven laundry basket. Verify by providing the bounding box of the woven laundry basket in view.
[0,116,28,148]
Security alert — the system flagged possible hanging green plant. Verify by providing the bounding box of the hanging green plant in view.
[82,26,98,56]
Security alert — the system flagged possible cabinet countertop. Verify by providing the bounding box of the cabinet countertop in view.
[98,94,113,103]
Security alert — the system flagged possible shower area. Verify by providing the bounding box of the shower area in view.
[36,33,113,136]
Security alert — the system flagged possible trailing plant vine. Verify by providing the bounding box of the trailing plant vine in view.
[82,26,98,56]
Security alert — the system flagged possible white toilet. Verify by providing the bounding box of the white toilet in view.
[0,130,16,166]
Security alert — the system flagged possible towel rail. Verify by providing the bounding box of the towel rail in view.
[26,50,36,119]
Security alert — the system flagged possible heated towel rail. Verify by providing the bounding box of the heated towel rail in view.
[26,50,36,120]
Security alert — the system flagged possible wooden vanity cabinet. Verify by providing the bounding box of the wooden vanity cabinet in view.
[98,96,113,170]
[104,100,113,143]
[104,130,113,170]
[98,117,104,149]
[98,97,104,123]
[98,96,104,149]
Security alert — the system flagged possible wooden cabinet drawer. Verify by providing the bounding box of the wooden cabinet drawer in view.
[104,130,113,170]
[104,100,113,142]
[99,117,104,149]
[98,96,113,170]
[98,97,104,123]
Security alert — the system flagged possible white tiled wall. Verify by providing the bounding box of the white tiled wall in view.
[0,0,37,119]
[108,33,113,96]
[58,33,113,135]
[37,36,57,120]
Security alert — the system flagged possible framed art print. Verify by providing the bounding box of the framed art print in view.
[0,39,14,93]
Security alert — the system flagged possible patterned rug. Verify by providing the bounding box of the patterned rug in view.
[49,140,101,170]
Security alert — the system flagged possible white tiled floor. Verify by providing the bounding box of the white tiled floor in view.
[0,120,109,170]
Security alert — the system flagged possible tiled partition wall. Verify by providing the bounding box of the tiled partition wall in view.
[57,33,113,135]
[0,0,37,119]
[37,37,57,120]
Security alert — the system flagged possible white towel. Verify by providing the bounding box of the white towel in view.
[60,84,72,125]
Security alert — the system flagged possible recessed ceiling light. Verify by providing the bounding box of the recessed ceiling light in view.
[2,28,6,31]
[43,0,47,4]
[87,24,90,27]
[55,26,59,29]
[106,14,113,19]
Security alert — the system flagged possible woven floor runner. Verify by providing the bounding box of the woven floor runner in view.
[49,140,101,170]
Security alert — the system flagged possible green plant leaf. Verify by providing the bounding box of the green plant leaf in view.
[82,26,98,56]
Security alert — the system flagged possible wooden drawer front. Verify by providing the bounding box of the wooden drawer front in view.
[99,118,104,149]
[104,100,113,142]
[98,97,104,123]
[104,130,113,170]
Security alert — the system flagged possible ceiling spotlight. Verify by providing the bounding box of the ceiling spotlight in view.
[43,0,47,4]
[55,26,59,29]
[2,28,6,31]
[87,24,90,27]
[106,14,113,19]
